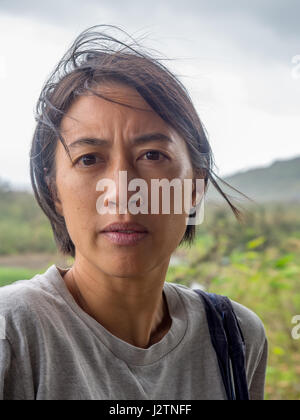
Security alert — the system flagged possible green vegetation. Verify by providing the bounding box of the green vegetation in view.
[0,180,57,255]
[0,267,43,287]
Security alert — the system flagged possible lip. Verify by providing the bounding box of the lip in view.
[101,231,149,246]
[101,222,149,233]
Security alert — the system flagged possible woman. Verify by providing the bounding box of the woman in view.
[0,25,267,400]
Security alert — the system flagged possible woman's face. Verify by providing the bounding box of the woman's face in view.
[54,82,196,276]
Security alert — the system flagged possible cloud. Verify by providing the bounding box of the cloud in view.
[1,0,299,67]
[1,0,300,40]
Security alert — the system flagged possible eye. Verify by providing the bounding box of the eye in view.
[74,154,102,167]
[140,150,168,162]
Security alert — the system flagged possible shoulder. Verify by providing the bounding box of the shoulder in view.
[165,282,203,304]
[166,282,267,355]
[167,283,266,339]
[0,275,41,312]
[229,299,268,395]
[0,267,60,341]
[230,300,267,356]
[229,299,268,375]
[0,272,47,304]
[229,299,267,346]
[167,283,268,386]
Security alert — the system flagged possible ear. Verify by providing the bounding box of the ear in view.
[45,175,64,217]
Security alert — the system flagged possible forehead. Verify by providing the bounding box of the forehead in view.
[60,83,173,141]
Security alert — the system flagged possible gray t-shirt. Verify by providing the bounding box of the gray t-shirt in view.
[0,264,268,400]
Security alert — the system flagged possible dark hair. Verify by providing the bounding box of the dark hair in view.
[30,24,252,259]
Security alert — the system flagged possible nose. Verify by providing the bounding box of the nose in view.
[102,153,142,214]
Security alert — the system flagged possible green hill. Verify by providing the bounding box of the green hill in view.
[206,156,300,204]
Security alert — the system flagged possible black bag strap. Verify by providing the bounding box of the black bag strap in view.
[194,289,250,400]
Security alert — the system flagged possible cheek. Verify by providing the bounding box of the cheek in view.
[153,172,192,249]
[165,212,189,241]
[152,216,187,263]
[149,211,188,254]
[58,175,98,239]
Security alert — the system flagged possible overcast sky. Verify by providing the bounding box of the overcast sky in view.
[0,0,299,190]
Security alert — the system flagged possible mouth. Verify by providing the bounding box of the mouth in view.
[103,230,146,233]
[100,222,149,245]
[100,230,149,246]
[101,222,149,234]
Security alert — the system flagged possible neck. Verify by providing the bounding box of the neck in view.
[60,254,172,349]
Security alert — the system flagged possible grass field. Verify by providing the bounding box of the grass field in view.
[0,267,41,287]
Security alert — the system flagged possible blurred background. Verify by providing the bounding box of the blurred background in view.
[0,0,299,400]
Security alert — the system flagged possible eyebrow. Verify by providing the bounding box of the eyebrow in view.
[68,132,174,150]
